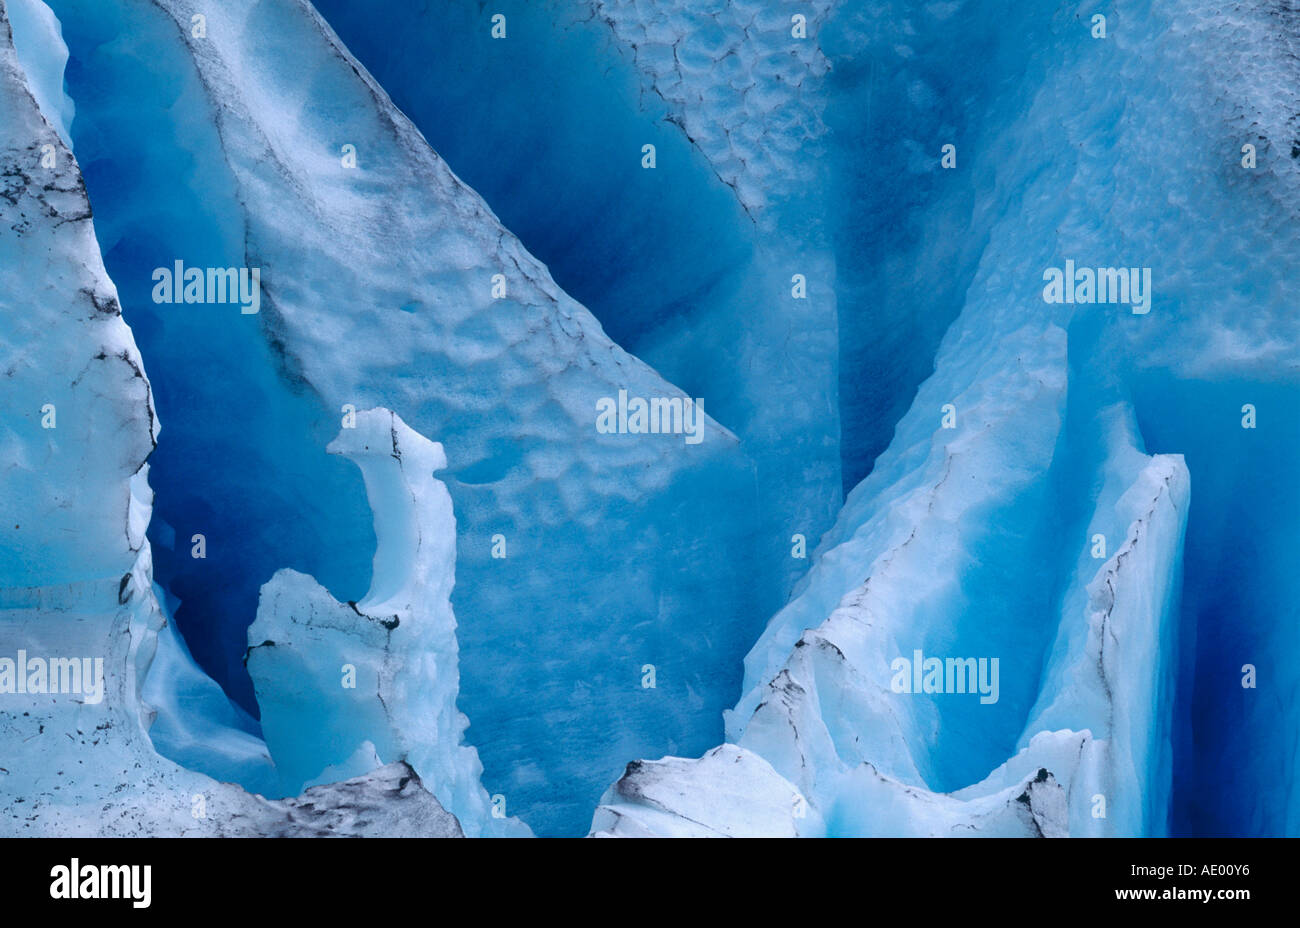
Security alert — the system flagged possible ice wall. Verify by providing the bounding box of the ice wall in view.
[49,0,377,717]
[586,0,843,591]
[309,0,844,601]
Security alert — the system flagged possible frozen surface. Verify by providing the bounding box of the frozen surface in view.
[3,0,70,145]
[141,616,277,797]
[221,761,464,838]
[590,745,821,838]
[310,0,844,601]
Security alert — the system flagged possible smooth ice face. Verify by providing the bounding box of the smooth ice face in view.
[1137,375,1300,835]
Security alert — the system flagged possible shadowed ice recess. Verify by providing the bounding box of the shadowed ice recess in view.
[52,0,376,719]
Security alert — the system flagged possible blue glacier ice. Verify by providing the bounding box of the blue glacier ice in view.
[308,0,846,596]
[248,407,531,836]
[2,0,1297,839]
[49,0,377,719]
[4,0,71,145]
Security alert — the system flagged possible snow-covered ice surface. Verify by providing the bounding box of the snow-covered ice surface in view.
[590,744,822,838]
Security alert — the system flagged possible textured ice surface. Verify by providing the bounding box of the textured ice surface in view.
[585,0,842,586]
[591,0,835,218]
[310,0,844,603]
[47,0,774,835]
[0,8,148,594]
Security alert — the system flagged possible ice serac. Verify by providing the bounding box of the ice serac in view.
[3,0,71,145]
[589,330,1190,837]
[0,1,459,837]
[1019,408,1190,837]
[248,408,530,838]
[48,0,762,835]
[0,2,146,592]
[0,0,228,833]
[0,0,172,833]
[220,762,464,839]
[590,745,821,838]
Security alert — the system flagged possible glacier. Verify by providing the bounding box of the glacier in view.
[1,0,1297,839]
[309,0,846,595]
